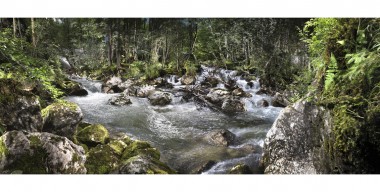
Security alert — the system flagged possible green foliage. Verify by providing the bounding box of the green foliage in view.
[184,60,198,76]
[304,18,380,172]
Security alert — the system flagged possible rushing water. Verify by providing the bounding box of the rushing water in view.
[66,66,282,174]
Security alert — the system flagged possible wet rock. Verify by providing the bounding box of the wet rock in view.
[136,85,155,98]
[75,124,110,147]
[229,164,252,174]
[85,144,120,174]
[201,76,219,87]
[148,91,172,106]
[0,79,43,132]
[258,99,269,107]
[0,131,86,174]
[191,160,217,174]
[58,79,88,96]
[41,100,83,140]
[206,88,231,106]
[221,99,246,113]
[272,92,290,107]
[153,77,173,89]
[121,140,160,160]
[102,76,124,93]
[232,88,251,97]
[109,94,132,106]
[247,81,254,88]
[181,75,196,85]
[114,155,175,174]
[262,100,333,174]
[256,88,269,95]
[204,129,236,147]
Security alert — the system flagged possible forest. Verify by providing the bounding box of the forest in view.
[0,18,379,174]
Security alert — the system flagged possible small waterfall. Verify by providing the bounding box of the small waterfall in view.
[72,78,103,94]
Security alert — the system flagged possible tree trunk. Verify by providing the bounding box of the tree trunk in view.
[31,18,36,48]
[13,18,16,38]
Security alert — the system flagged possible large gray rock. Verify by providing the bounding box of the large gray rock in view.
[272,92,290,107]
[221,99,246,113]
[206,88,231,105]
[109,94,132,106]
[181,75,196,85]
[114,155,175,174]
[102,76,124,93]
[0,131,86,174]
[136,85,155,98]
[262,100,334,174]
[148,91,172,106]
[0,79,43,132]
[204,129,236,147]
[41,101,83,140]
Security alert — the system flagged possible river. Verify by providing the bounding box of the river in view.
[66,66,282,174]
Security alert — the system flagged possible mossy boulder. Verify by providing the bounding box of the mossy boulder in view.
[57,79,88,96]
[114,155,175,174]
[0,131,86,174]
[0,79,43,132]
[121,140,160,160]
[85,144,120,174]
[228,164,252,174]
[181,75,196,85]
[221,99,246,113]
[108,139,128,155]
[41,100,83,140]
[75,124,109,147]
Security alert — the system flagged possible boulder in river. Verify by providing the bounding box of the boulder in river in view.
[206,88,231,106]
[272,92,290,107]
[0,79,43,132]
[181,75,196,85]
[85,144,120,174]
[121,140,160,160]
[153,77,173,89]
[221,99,246,113]
[148,91,172,106]
[191,160,217,174]
[42,100,83,140]
[258,99,269,107]
[262,100,334,174]
[102,76,124,93]
[109,94,132,106]
[204,129,236,147]
[228,164,252,174]
[57,79,88,96]
[75,124,110,147]
[232,88,251,97]
[114,155,175,174]
[201,76,219,87]
[0,131,86,174]
[136,85,155,98]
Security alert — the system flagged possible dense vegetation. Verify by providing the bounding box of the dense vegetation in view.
[0,18,379,173]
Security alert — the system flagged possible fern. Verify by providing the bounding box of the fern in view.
[324,53,338,91]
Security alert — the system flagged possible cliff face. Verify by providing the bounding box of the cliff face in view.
[262,100,340,174]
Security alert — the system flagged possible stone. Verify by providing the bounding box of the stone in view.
[229,164,252,174]
[201,76,219,87]
[232,88,251,97]
[0,131,86,174]
[136,85,155,98]
[0,79,43,132]
[102,76,124,93]
[191,160,217,174]
[262,100,333,174]
[109,94,132,106]
[204,129,236,147]
[58,79,88,96]
[272,92,290,107]
[256,88,269,95]
[85,144,120,174]
[148,91,172,106]
[114,155,175,174]
[221,99,246,113]
[258,99,269,107]
[75,124,110,147]
[153,77,173,89]
[181,75,196,85]
[41,100,83,140]
[121,140,160,161]
[205,88,231,106]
